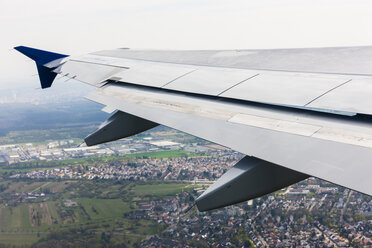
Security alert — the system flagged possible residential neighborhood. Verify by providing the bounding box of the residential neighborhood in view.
[0,134,371,247]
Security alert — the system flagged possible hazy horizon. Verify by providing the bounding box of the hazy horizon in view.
[3,0,372,93]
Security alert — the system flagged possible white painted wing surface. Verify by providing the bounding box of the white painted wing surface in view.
[52,47,372,196]
[58,47,372,116]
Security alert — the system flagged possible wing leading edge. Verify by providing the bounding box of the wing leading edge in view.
[14,46,372,211]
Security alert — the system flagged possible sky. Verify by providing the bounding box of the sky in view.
[2,0,372,93]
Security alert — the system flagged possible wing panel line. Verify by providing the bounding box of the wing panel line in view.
[304,79,352,106]
[217,73,260,96]
[160,69,198,88]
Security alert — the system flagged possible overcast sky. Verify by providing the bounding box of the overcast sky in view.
[2,0,372,91]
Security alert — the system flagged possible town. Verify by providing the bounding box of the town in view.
[0,131,371,247]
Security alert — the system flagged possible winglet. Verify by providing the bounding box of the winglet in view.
[14,46,69,89]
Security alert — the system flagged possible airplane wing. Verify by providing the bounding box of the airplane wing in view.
[14,46,372,211]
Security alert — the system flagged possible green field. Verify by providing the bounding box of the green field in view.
[0,195,132,232]
[77,198,130,220]
[0,202,61,232]
[3,181,73,194]
[132,183,196,196]
[0,234,44,246]
[0,180,190,247]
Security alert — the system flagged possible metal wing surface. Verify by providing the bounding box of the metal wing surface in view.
[15,46,372,211]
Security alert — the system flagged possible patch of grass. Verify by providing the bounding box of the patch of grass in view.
[131,219,163,235]
[3,182,27,193]
[0,180,189,246]
[0,234,43,246]
[132,183,193,196]
[77,198,130,221]
[6,204,31,231]
[19,182,47,192]
[41,181,73,193]
[0,208,10,230]
[47,202,61,224]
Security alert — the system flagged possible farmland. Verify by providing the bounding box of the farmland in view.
[0,179,197,247]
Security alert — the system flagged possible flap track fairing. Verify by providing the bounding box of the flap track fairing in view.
[196,156,309,211]
[85,111,159,146]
